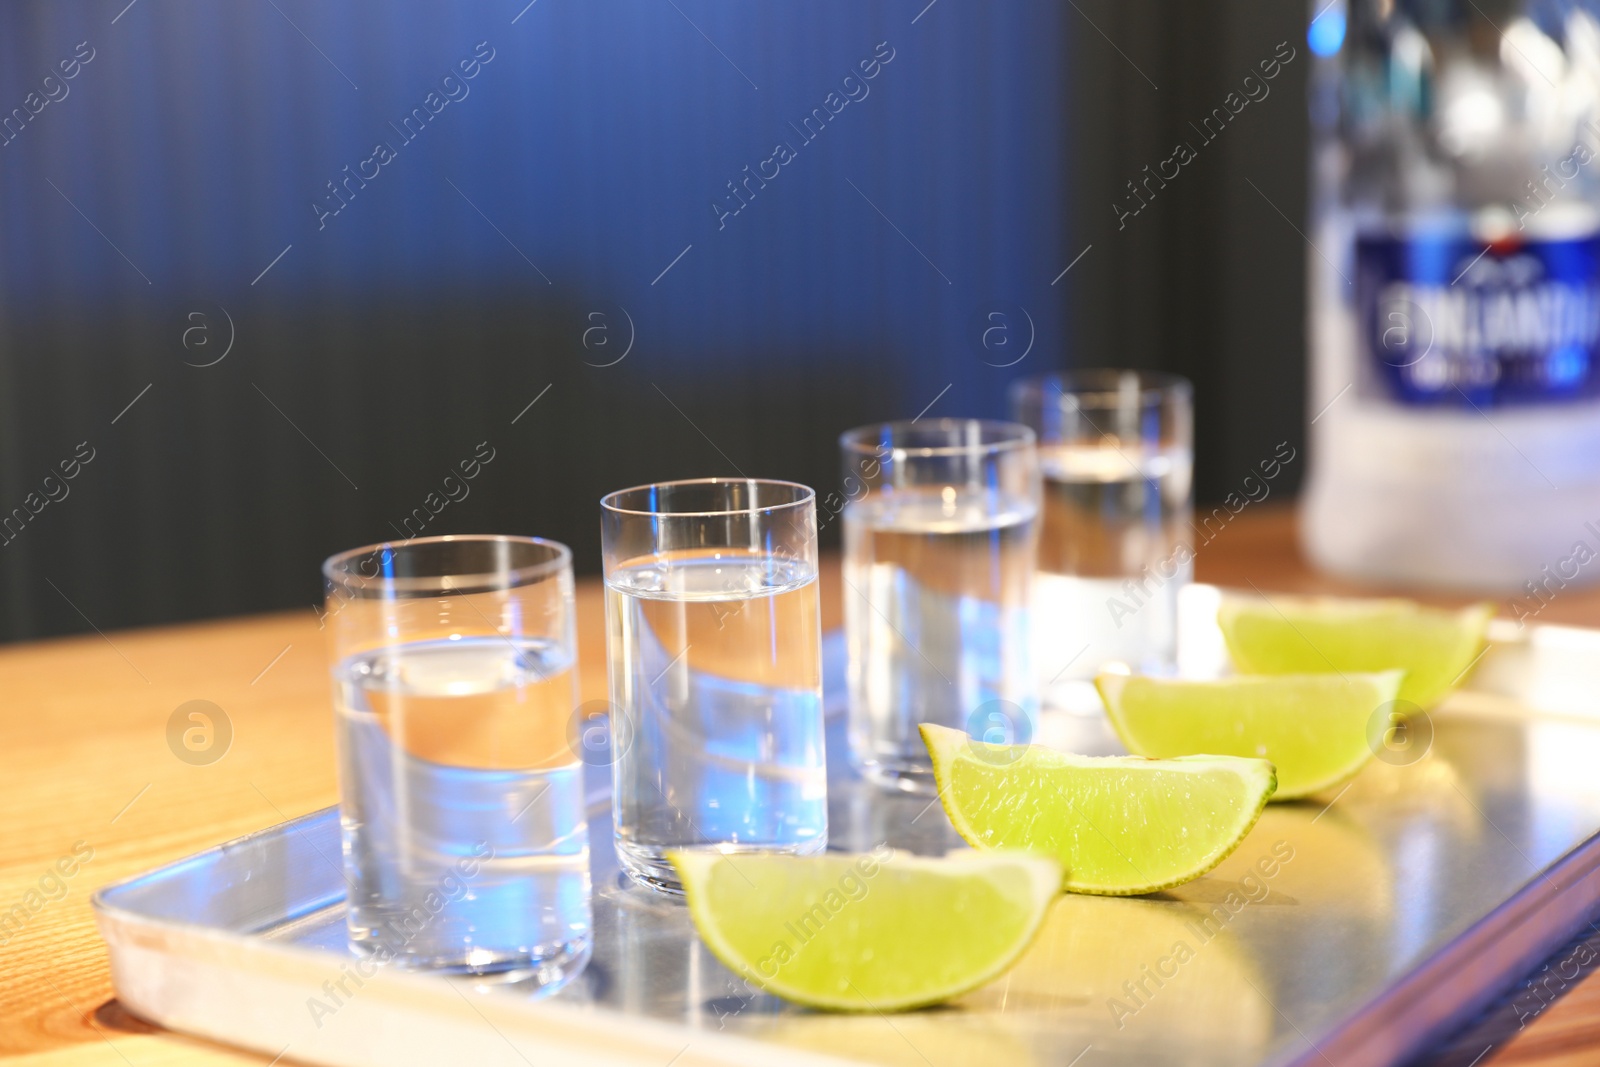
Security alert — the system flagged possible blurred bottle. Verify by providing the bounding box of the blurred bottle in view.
[1304,0,1600,588]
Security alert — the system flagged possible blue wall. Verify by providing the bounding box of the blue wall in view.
[0,0,1068,637]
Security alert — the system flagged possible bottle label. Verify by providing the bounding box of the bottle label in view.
[1356,233,1600,405]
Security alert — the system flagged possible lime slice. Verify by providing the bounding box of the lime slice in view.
[669,849,1059,1012]
[1218,597,1494,711]
[920,723,1275,896]
[1097,671,1403,800]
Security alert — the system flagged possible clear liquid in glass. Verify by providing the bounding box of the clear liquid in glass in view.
[843,487,1038,790]
[1034,443,1193,705]
[336,636,591,987]
[605,549,827,893]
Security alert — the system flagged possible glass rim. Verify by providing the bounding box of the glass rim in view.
[839,418,1036,458]
[599,477,817,519]
[321,534,572,596]
[1009,370,1192,406]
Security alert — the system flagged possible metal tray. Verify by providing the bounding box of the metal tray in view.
[94,587,1600,1067]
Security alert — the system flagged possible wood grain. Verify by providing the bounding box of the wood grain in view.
[1491,970,1600,1066]
[1,505,1595,1065]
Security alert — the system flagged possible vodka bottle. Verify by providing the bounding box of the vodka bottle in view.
[1303,0,1600,589]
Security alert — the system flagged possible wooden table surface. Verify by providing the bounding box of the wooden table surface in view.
[3,505,1598,1066]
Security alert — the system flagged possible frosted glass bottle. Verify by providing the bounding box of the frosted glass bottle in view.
[1303,0,1600,589]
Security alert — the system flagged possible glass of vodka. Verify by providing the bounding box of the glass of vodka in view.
[839,419,1041,792]
[323,536,590,988]
[1010,372,1193,708]
[600,479,827,894]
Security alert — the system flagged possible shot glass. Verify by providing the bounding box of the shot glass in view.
[839,419,1041,792]
[323,535,591,988]
[1010,371,1194,705]
[601,479,827,894]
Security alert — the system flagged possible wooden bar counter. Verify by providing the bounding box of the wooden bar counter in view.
[2,506,1597,1066]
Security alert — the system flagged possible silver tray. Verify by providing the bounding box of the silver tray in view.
[94,587,1600,1067]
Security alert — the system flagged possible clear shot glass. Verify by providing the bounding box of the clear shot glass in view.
[839,419,1041,793]
[1010,371,1195,705]
[600,479,827,894]
[323,535,591,989]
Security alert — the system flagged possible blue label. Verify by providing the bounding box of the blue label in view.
[1356,233,1600,405]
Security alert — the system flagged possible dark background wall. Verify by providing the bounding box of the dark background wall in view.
[1065,0,1311,511]
[0,0,1308,642]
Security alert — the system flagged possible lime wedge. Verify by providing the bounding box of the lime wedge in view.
[920,723,1275,895]
[1218,597,1494,711]
[1097,671,1403,799]
[669,849,1059,1012]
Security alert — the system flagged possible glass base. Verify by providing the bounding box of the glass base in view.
[1041,676,1112,716]
[615,837,828,895]
[859,757,939,796]
[348,929,592,993]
